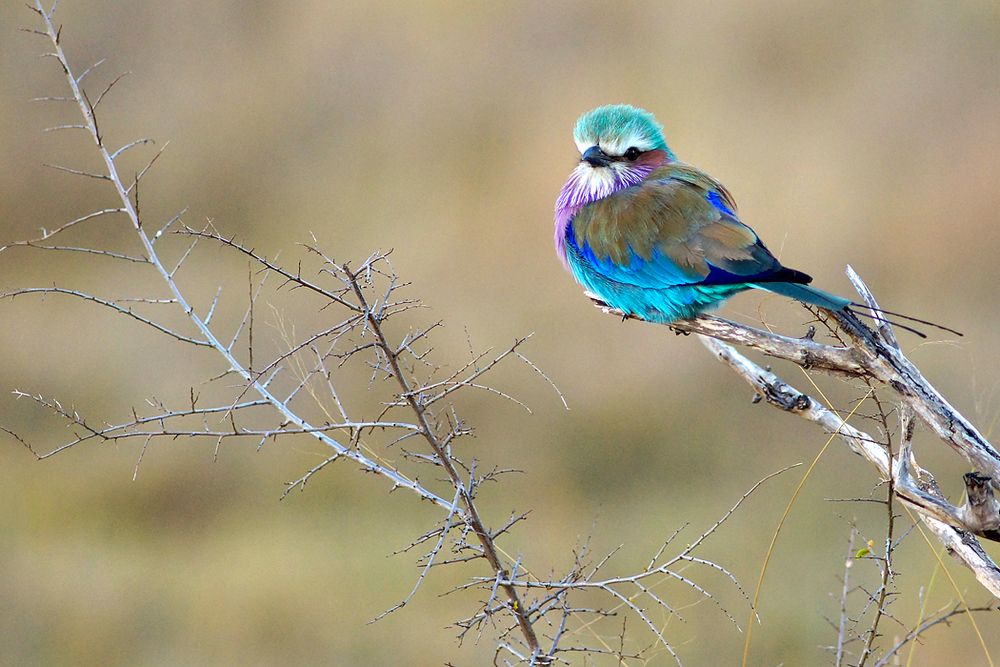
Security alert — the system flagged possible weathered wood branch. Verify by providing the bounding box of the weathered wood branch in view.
[700,336,1000,597]
[654,313,865,377]
[591,270,1000,599]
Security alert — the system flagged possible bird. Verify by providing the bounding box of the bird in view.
[553,104,954,336]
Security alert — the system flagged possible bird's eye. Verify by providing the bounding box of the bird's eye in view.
[624,147,641,160]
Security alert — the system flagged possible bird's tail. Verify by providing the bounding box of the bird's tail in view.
[749,282,962,338]
[752,282,851,311]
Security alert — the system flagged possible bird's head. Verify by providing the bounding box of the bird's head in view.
[556,105,674,211]
[573,104,673,166]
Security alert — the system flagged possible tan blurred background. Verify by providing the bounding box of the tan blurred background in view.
[2,1,1000,664]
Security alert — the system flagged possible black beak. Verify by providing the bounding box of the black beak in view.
[581,146,611,168]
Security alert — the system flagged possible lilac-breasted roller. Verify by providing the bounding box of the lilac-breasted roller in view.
[553,105,887,327]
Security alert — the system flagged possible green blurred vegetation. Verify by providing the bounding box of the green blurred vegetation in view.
[2,1,1000,664]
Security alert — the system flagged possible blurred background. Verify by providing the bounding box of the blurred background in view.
[2,1,999,664]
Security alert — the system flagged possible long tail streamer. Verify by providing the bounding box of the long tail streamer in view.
[849,302,963,338]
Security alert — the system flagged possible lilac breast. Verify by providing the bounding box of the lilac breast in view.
[553,162,657,269]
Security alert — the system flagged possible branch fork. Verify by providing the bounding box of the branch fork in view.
[592,270,1000,597]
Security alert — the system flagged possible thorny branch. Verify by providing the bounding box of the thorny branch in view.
[873,603,995,667]
[17,0,456,515]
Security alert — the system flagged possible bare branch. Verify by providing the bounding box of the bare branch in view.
[110,137,153,161]
[125,141,169,196]
[14,244,147,262]
[42,123,86,132]
[370,487,464,623]
[873,604,994,667]
[75,56,105,84]
[340,261,546,659]
[178,227,362,312]
[2,287,209,347]
[0,208,123,252]
[152,208,187,242]
[698,336,1000,597]
[592,294,865,376]
[92,70,130,109]
[42,162,110,180]
[23,4,459,517]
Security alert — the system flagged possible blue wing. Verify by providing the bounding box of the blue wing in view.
[566,164,811,291]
